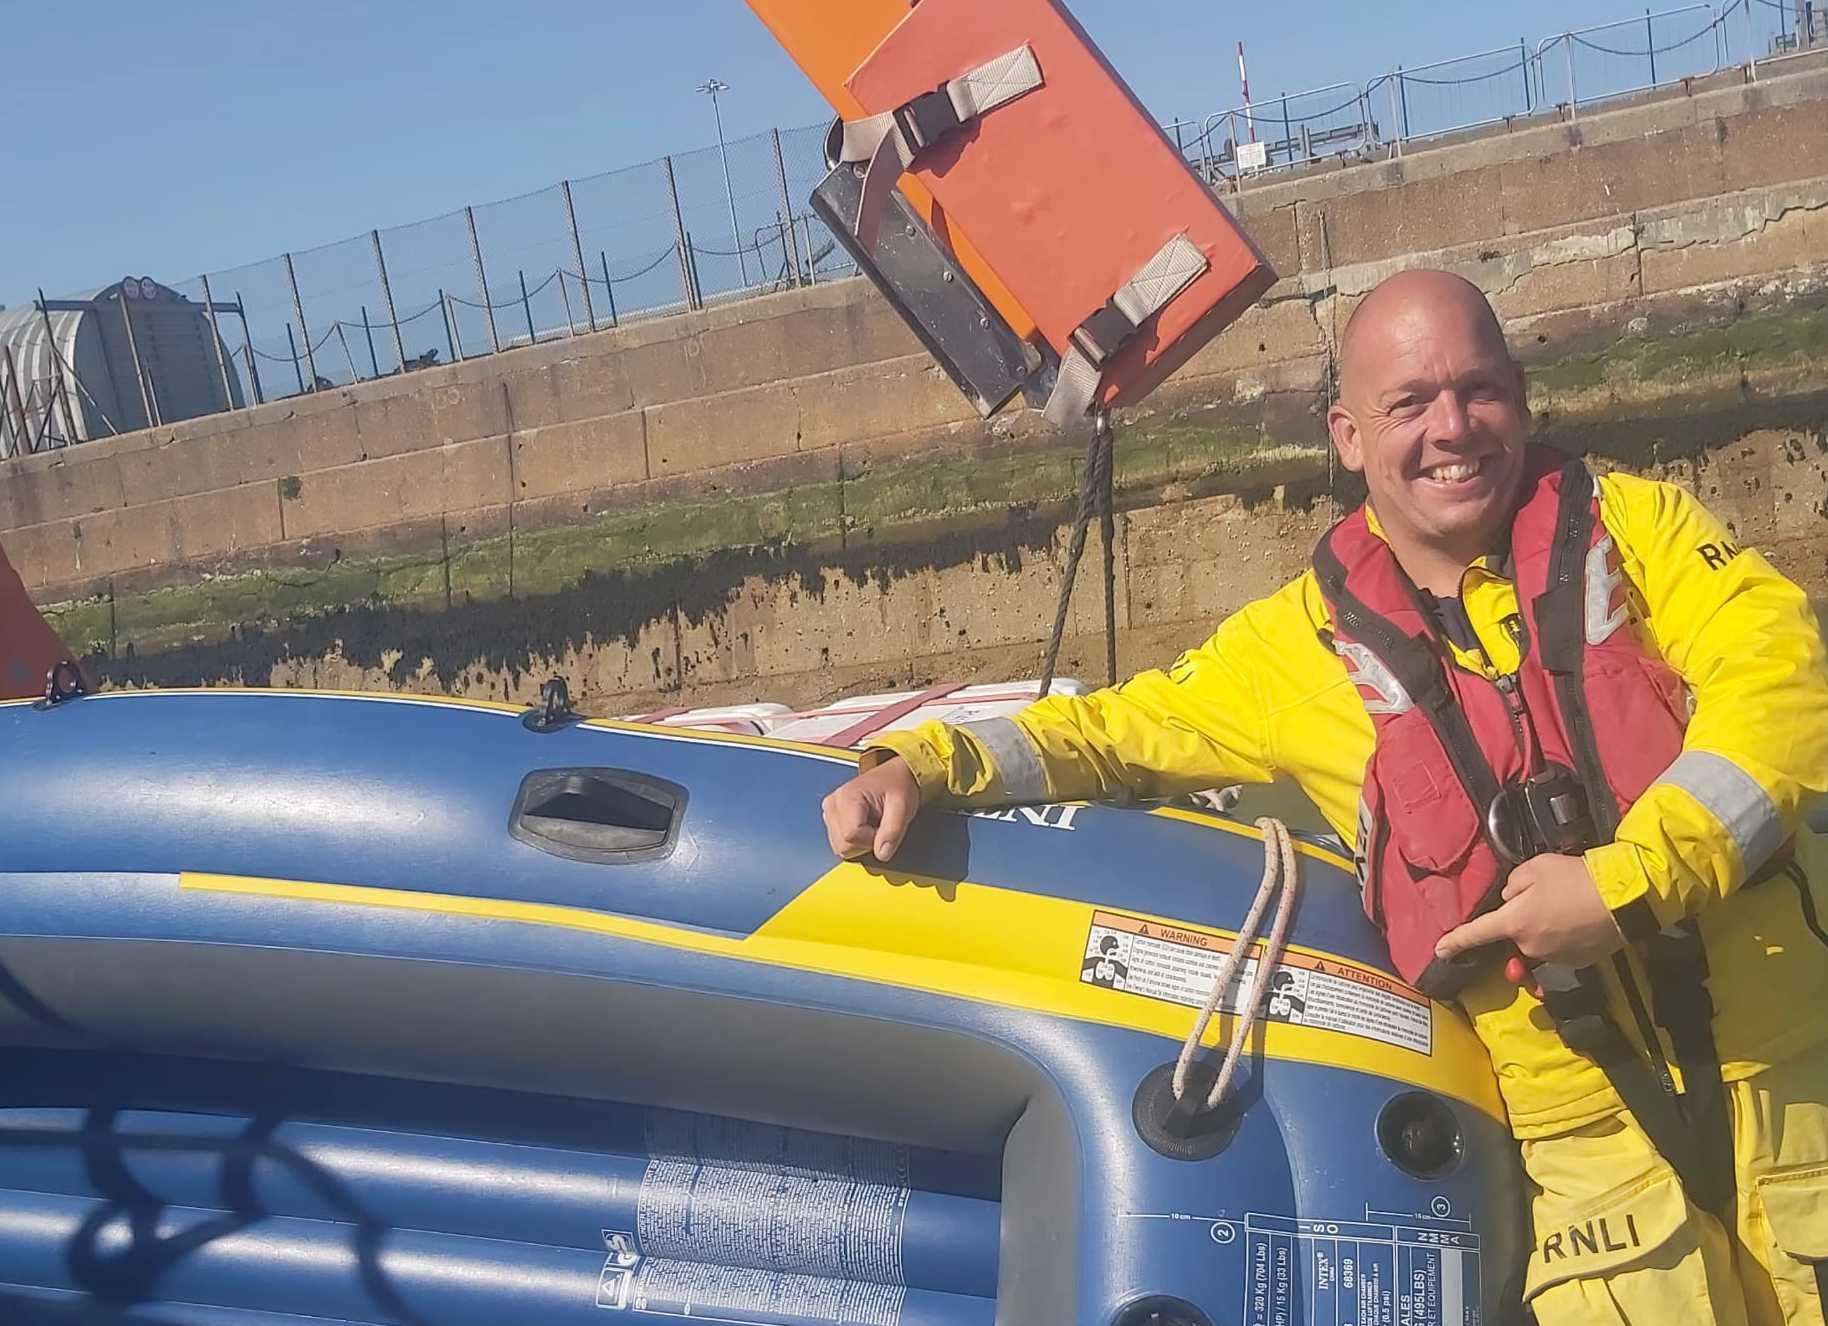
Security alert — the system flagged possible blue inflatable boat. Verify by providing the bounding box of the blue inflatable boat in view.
[0,687,1524,1325]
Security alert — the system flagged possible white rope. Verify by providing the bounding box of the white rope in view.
[1171,816,1301,1112]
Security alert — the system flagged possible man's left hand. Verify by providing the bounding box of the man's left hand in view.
[1435,852,1627,971]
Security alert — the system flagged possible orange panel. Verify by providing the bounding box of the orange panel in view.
[744,0,1037,340]
[0,543,70,699]
[847,0,1274,409]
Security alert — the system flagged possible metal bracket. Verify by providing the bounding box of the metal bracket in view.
[36,660,87,710]
[811,136,1052,417]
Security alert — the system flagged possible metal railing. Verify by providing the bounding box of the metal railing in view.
[3,0,1819,459]
[1181,0,1804,182]
[1537,4,1725,110]
[2,121,855,456]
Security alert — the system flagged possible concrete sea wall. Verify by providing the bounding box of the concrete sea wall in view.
[5,64,1826,712]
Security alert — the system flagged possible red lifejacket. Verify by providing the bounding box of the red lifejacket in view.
[1313,448,1690,995]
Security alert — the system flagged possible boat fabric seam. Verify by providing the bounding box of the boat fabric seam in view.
[0,690,860,766]
[167,870,1500,1118]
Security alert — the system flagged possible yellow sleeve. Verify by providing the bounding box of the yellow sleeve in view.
[1584,471,1828,926]
[866,588,1296,807]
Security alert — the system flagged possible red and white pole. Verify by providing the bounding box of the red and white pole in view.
[1237,41,1257,142]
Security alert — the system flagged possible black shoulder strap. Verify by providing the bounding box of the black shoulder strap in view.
[1644,922,1735,1210]
[1532,461,1734,1209]
[1314,532,1503,817]
[1531,457,1622,839]
[1537,932,1733,1213]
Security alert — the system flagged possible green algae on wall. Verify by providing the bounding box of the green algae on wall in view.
[1527,299,1828,412]
[42,422,1321,660]
[37,295,1828,683]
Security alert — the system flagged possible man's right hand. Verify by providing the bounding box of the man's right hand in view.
[821,757,921,861]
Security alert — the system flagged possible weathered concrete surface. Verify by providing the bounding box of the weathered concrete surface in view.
[10,62,1828,714]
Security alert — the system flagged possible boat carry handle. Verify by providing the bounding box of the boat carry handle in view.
[508,768,687,864]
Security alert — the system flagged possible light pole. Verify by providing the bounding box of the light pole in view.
[696,77,747,287]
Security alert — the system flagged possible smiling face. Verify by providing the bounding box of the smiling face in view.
[1327,272,1530,588]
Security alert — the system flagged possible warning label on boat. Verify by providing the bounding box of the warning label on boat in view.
[1243,1213,1481,1326]
[1080,909,1432,1056]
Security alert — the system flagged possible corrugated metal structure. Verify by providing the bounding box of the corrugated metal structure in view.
[0,278,243,458]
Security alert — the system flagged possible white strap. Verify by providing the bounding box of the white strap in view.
[839,114,908,168]
[1171,816,1301,1113]
[850,127,919,255]
[1042,233,1209,428]
[1044,352,1103,431]
[839,44,1043,244]
[948,45,1044,119]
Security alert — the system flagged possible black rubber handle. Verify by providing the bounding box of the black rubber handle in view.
[509,768,686,864]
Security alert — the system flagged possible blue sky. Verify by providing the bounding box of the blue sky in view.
[0,0,1783,308]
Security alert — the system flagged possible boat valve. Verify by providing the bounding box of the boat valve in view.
[1131,1061,1243,1161]
[1376,1091,1463,1179]
[1110,1295,1213,1326]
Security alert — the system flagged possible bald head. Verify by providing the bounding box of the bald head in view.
[1324,269,1531,592]
[1337,270,1511,404]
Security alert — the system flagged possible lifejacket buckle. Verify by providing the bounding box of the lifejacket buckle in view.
[893,87,964,153]
[1550,1010,1614,1056]
[1484,763,1598,867]
[1533,962,1610,1050]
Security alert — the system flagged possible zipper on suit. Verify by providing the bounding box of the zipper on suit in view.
[1493,673,1534,771]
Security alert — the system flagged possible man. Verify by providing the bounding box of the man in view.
[820,270,1828,1324]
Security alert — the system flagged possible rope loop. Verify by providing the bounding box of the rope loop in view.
[1171,816,1302,1113]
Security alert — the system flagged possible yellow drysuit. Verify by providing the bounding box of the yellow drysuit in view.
[871,470,1828,1323]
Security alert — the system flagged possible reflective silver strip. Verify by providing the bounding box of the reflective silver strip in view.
[957,717,1050,803]
[1657,750,1785,871]
[1585,535,1628,645]
[1335,640,1413,716]
[1352,793,1375,900]
[1042,234,1209,428]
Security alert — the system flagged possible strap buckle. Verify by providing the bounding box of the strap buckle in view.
[1535,962,1614,1054]
[1070,302,1139,369]
[1552,1011,1619,1058]
[893,87,963,154]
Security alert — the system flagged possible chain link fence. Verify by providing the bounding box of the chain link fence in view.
[5,0,1820,458]
[3,121,857,455]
